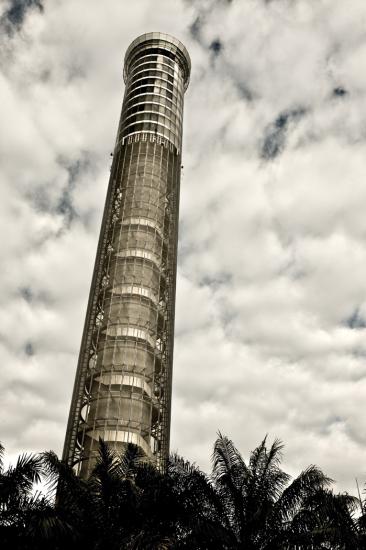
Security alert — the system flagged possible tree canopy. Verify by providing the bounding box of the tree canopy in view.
[0,435,365,549]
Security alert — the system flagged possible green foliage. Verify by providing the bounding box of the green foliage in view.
[0,435,365,549]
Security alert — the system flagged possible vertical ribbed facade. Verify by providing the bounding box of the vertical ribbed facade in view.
[63,33,190,477]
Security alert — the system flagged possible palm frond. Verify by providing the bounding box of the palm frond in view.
[170,453,229,522]
[1,452,43,506]
[254,438,290,503]
[248,436,268,476]
[24,498,76,542]
[272,465,333,524]
[118,442,146,480]
[309,489,360,544]
[90,438,120,481]
[264,438,285,471]
[211,433,251,538]
[41,450,85,496]
[15,452,43,485]
[212,432,248,485]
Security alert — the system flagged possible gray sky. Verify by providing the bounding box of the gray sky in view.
[1,0,366,494]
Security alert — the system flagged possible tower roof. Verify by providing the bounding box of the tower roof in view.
[124,32,191,91]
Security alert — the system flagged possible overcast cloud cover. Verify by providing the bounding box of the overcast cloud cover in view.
[1,0,366,494]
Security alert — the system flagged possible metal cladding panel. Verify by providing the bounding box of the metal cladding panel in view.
[63,32,189,477]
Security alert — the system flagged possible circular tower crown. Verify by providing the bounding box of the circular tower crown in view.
[124,32,191,91]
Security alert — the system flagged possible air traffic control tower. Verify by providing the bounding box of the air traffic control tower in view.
[63,33,190,477]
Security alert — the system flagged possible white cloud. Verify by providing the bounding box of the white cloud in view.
[1,0,366,494]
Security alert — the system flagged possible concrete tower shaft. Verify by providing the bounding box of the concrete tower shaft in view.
[63,33,190,477]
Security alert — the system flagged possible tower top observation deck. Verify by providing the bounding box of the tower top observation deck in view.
[123,32,191,91]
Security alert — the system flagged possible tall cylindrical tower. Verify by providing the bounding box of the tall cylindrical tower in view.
[63,32,190,477]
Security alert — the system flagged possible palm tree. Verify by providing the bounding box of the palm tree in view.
[356,489,366,548]
[169,434,361,549]
[0,441,47,548]
[42,439,185,549]
[2,436,363,549]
